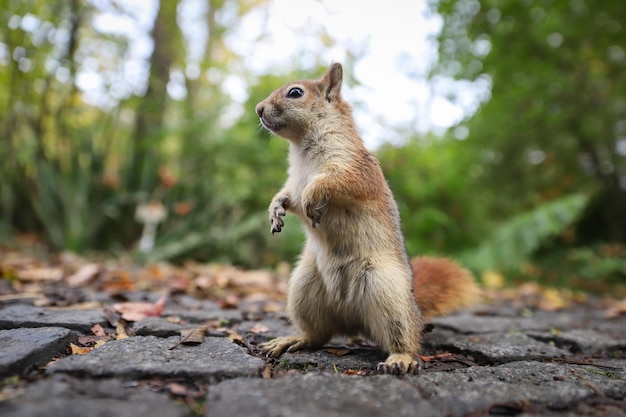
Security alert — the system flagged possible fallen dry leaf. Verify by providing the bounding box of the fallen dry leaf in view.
[115,321,130,339]
[93,340,108,349]
[103,307,120,327]
[0,293,47,303]
[102,269,136,292]
[219,294,240,309]
[248,324,269,334]
[605,298,626,318]
[165,382,191,397]
[166,316,182,324]
[66,263,99,287]
[227,331,244,345]
[169,327,207,350]
[539,288,570,311]
[69,343,92,355]
[262,364,272,379]
[263,301,285,313]
[163,382,205,400]
[112,295,167,322]
[47,301,102,311]
[418,352,453,362]
[77,335,111,346]
[325,348,351,357]
[343,369,368,376]
[18,267,63,282]
[91,324,106,337]
[180,327,206,344]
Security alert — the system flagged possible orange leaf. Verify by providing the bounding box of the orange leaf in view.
[418,352,453,362]
[70,343,92,355]
[343,369,368,376]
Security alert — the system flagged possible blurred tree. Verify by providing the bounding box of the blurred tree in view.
[0,0,286,259]
[131,0,182,191]
[430,0,626,242]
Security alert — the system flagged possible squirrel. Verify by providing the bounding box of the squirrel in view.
[255,63,479,374]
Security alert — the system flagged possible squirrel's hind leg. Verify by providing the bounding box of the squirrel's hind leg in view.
[361,263,423,375]
[261,245,335,358]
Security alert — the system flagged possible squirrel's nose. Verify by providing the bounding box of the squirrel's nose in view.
[255,103,264,117]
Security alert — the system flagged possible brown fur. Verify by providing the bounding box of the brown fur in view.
[256,63,478,374]
[411,257,479,321]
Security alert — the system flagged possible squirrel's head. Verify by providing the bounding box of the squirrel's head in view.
[255,63,348,142]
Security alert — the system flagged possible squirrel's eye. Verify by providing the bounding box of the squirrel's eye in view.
[286,87,304,99]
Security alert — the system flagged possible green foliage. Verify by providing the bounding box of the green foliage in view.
[428,0,626,290]
[430,0,626,238]
[377,136,486,256]
[462,193,590,272]
[1,0,624,296]
[566,246,626,282]
[30,141,111,251]
[0,0,314,267]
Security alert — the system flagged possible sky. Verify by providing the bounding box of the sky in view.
[84,0,488,148]
[234,0,474,145]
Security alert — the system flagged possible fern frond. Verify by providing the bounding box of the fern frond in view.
[463,193,591,272]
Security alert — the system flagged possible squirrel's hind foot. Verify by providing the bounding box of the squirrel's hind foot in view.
[376,353,421,375]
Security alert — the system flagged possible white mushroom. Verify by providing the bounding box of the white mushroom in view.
[135,201,167,253]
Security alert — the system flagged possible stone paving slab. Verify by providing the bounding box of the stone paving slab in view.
[0,304,108,332]
[276,347,387,373]
[411,360,626,416]
[205,360,626,417]
[0,327,75,377]
[431,310,592,334]
[47,335,264,382]
[0,290,624,417]
[206,373,435,417]
[528,329,626,357]
[436,332,571,364]
[1,374,189,417]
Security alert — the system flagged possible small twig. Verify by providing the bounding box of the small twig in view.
[570,369,605,397]
[418,352,453,362]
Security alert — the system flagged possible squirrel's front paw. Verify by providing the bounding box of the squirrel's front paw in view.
[259,335,309,357]
[304,200,327,228]
[269,196,289,234]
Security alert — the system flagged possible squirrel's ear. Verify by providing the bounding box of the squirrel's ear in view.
[323,63,343,103]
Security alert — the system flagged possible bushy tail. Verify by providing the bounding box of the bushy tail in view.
[411,257,480,321]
